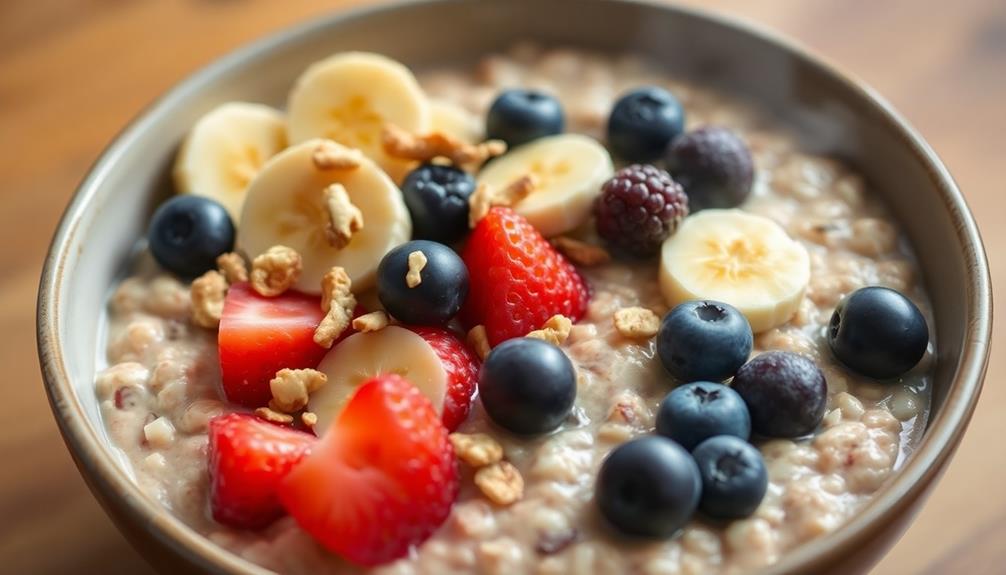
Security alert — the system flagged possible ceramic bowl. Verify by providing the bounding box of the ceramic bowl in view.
[37,0,992,573]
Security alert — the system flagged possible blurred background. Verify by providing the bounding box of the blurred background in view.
[3,0,1003,573]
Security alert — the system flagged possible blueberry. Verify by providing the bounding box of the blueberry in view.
[606,87,685,162]
[665,127,754,211]
[656,382,751,451]
[147,195,235,278]
[376,240,468,325]
[401,164,477,244]
[478,338,576,434]
[732,351,827,438]
[692,435,768,519]
[828,286,929,380]
[486,89,564,147]
[596,436,701,538]
[657,301,753,382]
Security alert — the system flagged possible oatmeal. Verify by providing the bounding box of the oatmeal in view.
[96,44,933,575]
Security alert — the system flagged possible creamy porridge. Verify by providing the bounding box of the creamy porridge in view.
[95,44,934,575]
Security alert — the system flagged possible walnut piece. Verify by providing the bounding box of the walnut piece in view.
[468,174,538,227]
[352,310,389,332]
[269,368,328,413]
[466,325,491,361]
[190,270,228,329]
[613,307,661,339]
[216,252,248,283]
[552,236,611,267]
[312,140,364,170]
[315,267,356,348]
[323,183,364,249]
[250,245,302,297]
[406,250,428,288]
[526,314,572,346]
[381,123,506,167]
[255,406,294,424]
[450,433,504,467]
[474,461,524,506]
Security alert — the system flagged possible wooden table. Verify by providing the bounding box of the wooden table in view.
[2,0,1002,572]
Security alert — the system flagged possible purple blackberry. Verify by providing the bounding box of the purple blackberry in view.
[665,127,754,211]
[594,164,689,255]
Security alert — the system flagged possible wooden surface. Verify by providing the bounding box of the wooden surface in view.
[2,0,1003,573]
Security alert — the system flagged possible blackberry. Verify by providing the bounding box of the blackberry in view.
[594,164,689,255]
[665,126,754,211]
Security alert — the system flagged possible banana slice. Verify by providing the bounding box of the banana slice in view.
[476,134,614,237]
[309,326,448,435]
[430,99,484,144]
[173,102,287,221]
[659,210,810,333]
[287,52,430,182]
[238,139,411,293]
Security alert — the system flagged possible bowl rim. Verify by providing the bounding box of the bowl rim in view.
[36,0,992,573]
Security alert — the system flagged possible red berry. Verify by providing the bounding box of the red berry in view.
[208,414,316,529]
[460,207,589,345]
[279,374,459,566]
[595,164,689,255]
[407,326,481,431]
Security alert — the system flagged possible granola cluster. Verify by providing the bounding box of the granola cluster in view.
[382,123,506,168]
[250,245,302,297]
[323,183,364,249]
[450,432,524,506]
[315,266,356,348]
[468,174,538,227]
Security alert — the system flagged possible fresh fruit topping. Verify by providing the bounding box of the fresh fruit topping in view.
[279,374,459,566]
[606,86,685,162]
[657,300,753,383]
[827,286,929,380]
[147,195,235,278]
[691,435,768,519]
[476,134,614,237]
[218,282,335,407]
[486,89,564,147]
[286,52,430,181]
[173,102,287,221]
[429,99,485,144]
[656,382,751,450]
[594,164,689,255]
[659,209,810,333]
[596,436,701,538]
[237,139,412,293]
[309,326,448,433]
[208,414,315,529]
[377,240,469,325]
[731,351,827,438]
[478,338,576,435]
[408,326,481,431]
[401,164,477,243]
[665,127,754,211]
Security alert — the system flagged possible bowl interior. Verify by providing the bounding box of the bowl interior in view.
[40,0,990,573]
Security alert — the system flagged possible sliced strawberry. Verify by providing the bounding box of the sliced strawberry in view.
[407,326,481,431]
[279,374,459,566]
[460,207,590,345]
[208,413,316,529]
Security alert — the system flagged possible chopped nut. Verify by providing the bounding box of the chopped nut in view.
[269,368,328,413]
[526,314,573,346]
[323,183,364,249]
[474,461,524,506]
[450,433,504,467]
[302,411,318,427]
[216,252,248,283]
[469,174,538,227]
[381,123,506,167]
[312,140,364,170]
[352,310,389,332]
[190,270,228,329]
[551,236,611,266]
[406,250,428,288]
[613,307,661,338]
[315,267,356,348]
[467,325,491,361]
[143,417,175,449]
[255,407,294,424]
[250,245,302,297]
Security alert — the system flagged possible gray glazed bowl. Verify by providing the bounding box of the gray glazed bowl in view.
[37,0,992,573]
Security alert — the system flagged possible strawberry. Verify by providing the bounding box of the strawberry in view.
[279,374,459,566]
[460,207,590,345]
[208,413,316,529]
[407,326,481,431]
